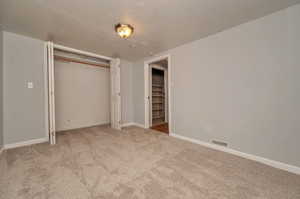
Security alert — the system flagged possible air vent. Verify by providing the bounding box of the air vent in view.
[211,140,228,147]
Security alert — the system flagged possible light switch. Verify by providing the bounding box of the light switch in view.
[27,82,34,89]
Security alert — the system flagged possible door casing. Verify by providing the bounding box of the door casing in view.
[144,55,172,133]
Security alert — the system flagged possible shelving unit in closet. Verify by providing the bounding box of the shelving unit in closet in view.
[151,69,165,125]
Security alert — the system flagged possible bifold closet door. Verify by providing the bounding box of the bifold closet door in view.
[149,67,152,127]
[110,58,121,130]
[46,42,56,144]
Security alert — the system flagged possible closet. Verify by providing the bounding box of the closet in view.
[151,68,165,125]
[54,49,111,132]
[46,42,121,144]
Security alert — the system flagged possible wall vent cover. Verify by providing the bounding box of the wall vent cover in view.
[211,140,228,147]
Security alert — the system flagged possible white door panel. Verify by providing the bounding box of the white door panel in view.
[47,42,56,144]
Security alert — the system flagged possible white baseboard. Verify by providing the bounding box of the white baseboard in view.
[57,122,110,132]
[4,137,49,150]
[121,122,135,127]
[170,133,300,175]
[122,122,145,128]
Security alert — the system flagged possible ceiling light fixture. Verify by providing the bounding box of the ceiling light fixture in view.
[115,23,134,38]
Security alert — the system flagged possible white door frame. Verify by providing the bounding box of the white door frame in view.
[46,42,56,144]
[144,54,171,133]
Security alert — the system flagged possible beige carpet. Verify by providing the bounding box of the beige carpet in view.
[0,125,299,199]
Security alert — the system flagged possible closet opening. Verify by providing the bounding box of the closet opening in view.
[144,55,171,134]
[46,42,121,145]
[54,49,111,133]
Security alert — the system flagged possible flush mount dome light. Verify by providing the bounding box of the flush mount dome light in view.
[115,23,134,38]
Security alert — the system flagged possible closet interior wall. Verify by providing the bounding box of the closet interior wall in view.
[54,49,111,131]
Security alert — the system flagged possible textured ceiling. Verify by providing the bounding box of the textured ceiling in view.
[1,0,299,61]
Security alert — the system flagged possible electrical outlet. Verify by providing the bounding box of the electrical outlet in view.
[27,82,34,89]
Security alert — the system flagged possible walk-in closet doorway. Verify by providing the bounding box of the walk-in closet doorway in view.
[144,55,171,134]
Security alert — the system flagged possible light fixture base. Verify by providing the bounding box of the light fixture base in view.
[115,23,134,38]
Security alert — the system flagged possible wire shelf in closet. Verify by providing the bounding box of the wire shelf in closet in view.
[152,84,163,88]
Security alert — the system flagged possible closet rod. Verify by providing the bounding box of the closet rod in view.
[53,43,113,61]
[54,55,110,68]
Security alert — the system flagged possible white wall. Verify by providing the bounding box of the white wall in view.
[120,60,134,124]
[54,61,111,131]
[0,27,3,148]
[132,4,300,167]
[3,31,47,145]
[132,60,145,125]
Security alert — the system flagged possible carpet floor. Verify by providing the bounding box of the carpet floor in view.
[0,125,299,199]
